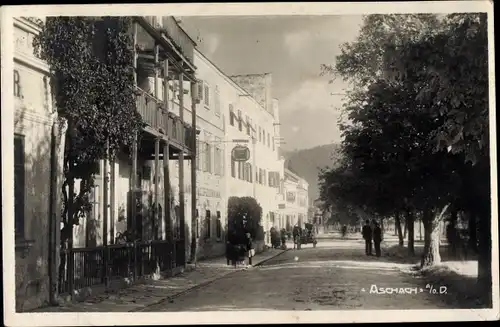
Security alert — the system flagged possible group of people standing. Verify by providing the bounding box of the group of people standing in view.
[270,227,288,249]
[362,219,383,257]
[226,231,255,267]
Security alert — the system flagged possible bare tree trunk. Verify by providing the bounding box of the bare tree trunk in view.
[49,117,67,305]
[477,205,492,307]
[467,211,478,253]
[406,209,414,256]
[420,206,448,267]
[403,217,408,239]
[395,211,404,246]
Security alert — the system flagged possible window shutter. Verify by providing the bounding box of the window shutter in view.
[198,81,204,101]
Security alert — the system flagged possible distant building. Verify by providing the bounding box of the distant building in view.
[277,167,309,231]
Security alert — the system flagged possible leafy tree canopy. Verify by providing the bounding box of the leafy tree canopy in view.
[228,196,263,240]
[33,17,143,230]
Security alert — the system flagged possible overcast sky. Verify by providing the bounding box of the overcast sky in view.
[179,15,364,151]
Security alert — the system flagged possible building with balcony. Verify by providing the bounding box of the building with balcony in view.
[167,48,227,260]
[12,15,200,311]
[277,167,310,232]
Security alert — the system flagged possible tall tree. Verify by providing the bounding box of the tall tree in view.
[386,13,491,302]
[34,17,143,287]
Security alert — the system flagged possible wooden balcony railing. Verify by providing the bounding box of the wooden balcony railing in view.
[135,87,194,151]
[143,16,195,65]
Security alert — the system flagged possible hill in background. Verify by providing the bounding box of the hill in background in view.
[280,143,342,204]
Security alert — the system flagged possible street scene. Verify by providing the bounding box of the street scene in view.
[3,3,496,323]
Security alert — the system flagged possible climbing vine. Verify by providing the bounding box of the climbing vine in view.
[33,17,143,245]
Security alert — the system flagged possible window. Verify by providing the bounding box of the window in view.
[249,164,253,183]
[214,144,222,176]
[268,171,273,187]
[197,80,204,103]
[258,127,262,142]
[255,166,259,182]
[245,116,251,135]
[14,134,25,237]
[231,157,236,178]
[229,104,235,126]
[267,132,270,147]
[237,110,243,131]
[174,205,181,239]
[237,161,242,179]
[243,163,249,182]
[204,84,210,107]
[214,86,221,116]
[204,142,212,173]
[216,211,222,239]
[205,210,211,239]
[196,139,201,170]
[272,136,275,151]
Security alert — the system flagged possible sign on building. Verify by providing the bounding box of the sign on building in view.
[231,145,250,162]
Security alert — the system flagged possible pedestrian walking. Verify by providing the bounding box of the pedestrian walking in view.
[245,232,255,266]
[280,228,287,249]
[362,219,373,256]
[373,221,382,257]
[292,225,301,249]
[341,225,347,239]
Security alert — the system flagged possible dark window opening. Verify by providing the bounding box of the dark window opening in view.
[216,211,222,239]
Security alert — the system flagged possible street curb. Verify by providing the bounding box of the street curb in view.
[131,249,289,312]
[253,248,290,267]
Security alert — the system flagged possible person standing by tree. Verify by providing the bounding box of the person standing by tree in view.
[280,228,287,249]
[245,232,255,267]
[373,221,383,257]
[362,220,373,256]
[293,224,301,250]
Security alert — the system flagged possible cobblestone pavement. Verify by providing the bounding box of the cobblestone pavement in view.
[34,247,288,312]
[142,240,456,311]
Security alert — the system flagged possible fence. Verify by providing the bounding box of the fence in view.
[59,239,185,296]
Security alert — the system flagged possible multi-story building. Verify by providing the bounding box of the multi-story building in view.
[12,16,56,312]
[12,15,199,311]
[224,73,284,244]
[277,167,309,231]
[175,48,227,259]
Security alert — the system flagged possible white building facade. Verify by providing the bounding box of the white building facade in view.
[278,168,309,231]
[182,66,285,245]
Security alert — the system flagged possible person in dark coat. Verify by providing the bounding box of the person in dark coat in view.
[245,232,255,266]
[280,228,287,249]
[226,230,238,266]
[373,222,382,257]
[341,225,347,239]
[362,220,373,256]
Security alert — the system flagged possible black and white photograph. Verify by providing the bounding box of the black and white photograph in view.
[1,2,498,325]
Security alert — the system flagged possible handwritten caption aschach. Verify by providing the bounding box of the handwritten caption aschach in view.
[361,284,448,295]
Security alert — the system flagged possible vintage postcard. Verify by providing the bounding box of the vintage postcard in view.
[1,1,498,325]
